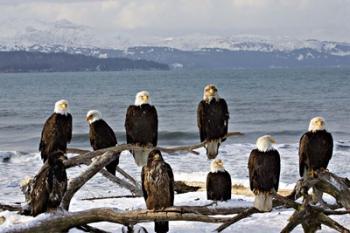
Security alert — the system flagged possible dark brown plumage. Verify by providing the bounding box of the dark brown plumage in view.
[197,99,229,142]
[299,130,333,177]
[141,150,174,233]
[89,119,119,175]
[206,170,231,201]
[30,151,67,216]
[197,98,229,159]
[125,104,158,146]
[248,149,280,193]
[125,103,158,166]
[39,113,72,162]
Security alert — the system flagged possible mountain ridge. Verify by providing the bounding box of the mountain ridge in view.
[0,19,350,69]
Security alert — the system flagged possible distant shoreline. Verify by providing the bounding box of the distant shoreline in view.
[0,51,169,73]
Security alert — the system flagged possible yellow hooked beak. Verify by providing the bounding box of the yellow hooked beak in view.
[316,120,323,127]
[217,160,223,167]
[271,138,277,144]
[207,86,218,96]
[60,103,67,109]
[142,95,149,101]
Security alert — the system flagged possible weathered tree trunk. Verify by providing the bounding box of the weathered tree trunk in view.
[1,207,239,233]
[274,170,350,233]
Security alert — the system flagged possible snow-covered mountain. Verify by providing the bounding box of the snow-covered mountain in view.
[1,18,350,55]
[1,19,350,69]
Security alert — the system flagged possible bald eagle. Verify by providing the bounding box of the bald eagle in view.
[125,91,158,167]
[299,117,333,177]
[141,150,174,233]
[197,84,229,159]
[86,110,119,175]
[206,159,231,201]
[30,151,67,216]
[39,99,72,162]
[299,117,333,203]
[248,135,280,212]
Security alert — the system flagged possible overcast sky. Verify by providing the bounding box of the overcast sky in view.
[0,0,349,42]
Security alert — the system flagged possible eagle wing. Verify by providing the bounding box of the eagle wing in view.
[220,99,229,141]
[65,113,72,143]
[149,106,158,146]
[272,150,281,191]
[299,133,309,177]
[39,114,55,152]
[105,121,117,145]
[125,106,136,144]
[248,150,257,191]
[141,166,148,201]
[90,120,117,150]
[206,173,213,198]
[165,162,175,205]
[323,132,333,168]
[88,124,96,150]
[197,101,206,142]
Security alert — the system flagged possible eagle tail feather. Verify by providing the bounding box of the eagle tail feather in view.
[155,221,169,233]
[132,148,150,167]
[254,191,273,212]
[105,153,120,175]
[205,139,221,159]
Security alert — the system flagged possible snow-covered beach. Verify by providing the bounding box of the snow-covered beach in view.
[1,141,350,232]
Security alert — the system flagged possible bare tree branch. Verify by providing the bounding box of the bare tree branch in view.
[319,212,350,233]
[61,151,118,210]
[275,172,350,233]
[0,203,22,212]
[99,169,141,196]
[65,131,244,167]
[215,207,259,232]
[1,207,232,233]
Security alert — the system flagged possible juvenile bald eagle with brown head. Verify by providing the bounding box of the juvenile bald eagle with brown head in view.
[197,84,229,159]
[39,99,72,162]
[206,159,232,201]
[86,110,119,175]
[248,135,280,212]
[141,149,174,233]
[29,151,67,216]
[125,91,158,167]
[299,117,333,178]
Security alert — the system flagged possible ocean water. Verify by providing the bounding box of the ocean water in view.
[0,68,350,203]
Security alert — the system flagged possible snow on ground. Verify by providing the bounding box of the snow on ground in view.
[1,191,349,232]
[1,144,349,232]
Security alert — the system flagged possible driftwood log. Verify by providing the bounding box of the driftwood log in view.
[2,132,350,233]
[276,170,350,233]
[62,131,244,196]
[1,206,248,233]
[5,170,348,233]
[62,132,244,210]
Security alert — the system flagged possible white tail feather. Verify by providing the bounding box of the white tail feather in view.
[132,148,150,167]
[206,139,221,159]
[254,192,273,212]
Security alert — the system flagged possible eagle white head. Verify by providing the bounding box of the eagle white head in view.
[86,110,102,124]
[203,84,219,102]
[54,99,69,115]
[308,117,326,132]
[256,135,276,152]
[210,159,225,173]
[135,91,150,106]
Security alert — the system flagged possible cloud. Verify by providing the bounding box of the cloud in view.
[0,0,349,41]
